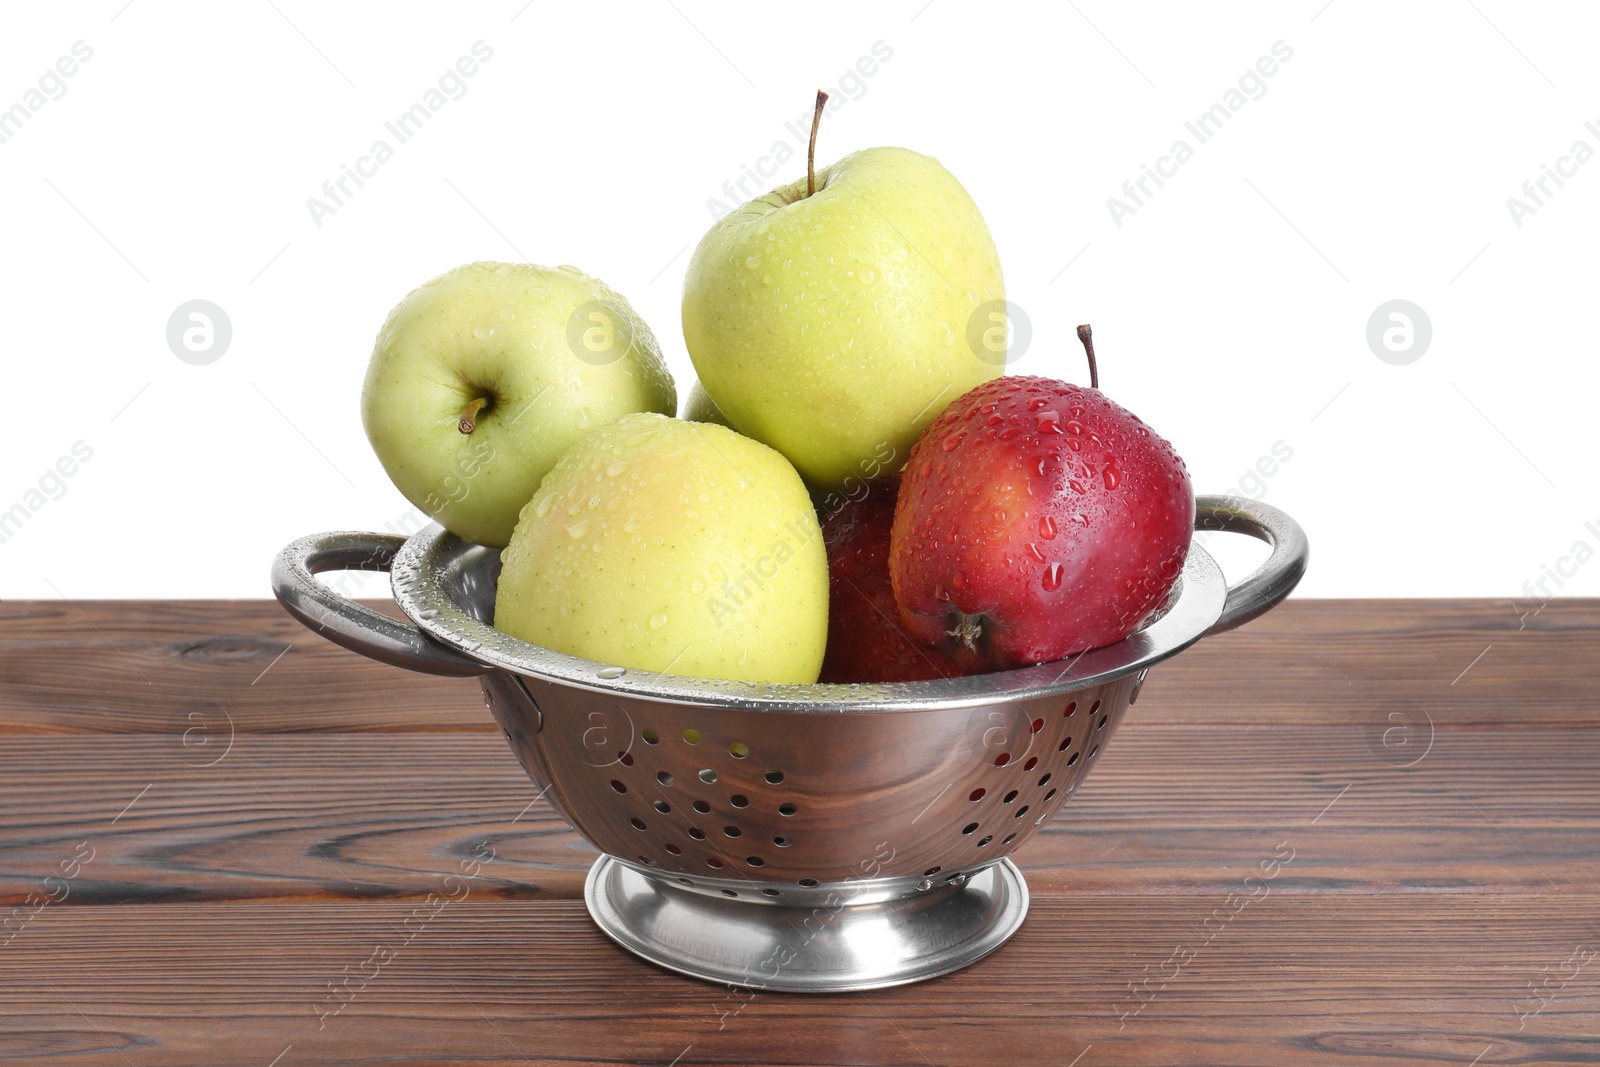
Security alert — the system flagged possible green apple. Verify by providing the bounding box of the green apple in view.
[680,380,731,427]
[362,261,676,547]
[494,412,827,684]
[682,146,1005,490]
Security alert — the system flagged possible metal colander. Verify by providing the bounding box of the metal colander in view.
[272,495,1306,991]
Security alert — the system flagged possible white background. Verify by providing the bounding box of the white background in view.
[1,0,1595,601]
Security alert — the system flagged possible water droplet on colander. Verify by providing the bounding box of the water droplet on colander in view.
[597,665,626,680]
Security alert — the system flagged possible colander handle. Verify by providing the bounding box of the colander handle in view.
[271,532,489,677]
[1195,495,1309,636]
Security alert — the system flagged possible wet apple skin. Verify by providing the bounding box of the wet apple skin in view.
[889,375,1194,671]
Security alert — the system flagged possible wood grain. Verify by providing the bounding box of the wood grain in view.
[0,600,486,735]
[0,597,1597,1066]
[4,599,1596,735]
[2,896,1596,1066]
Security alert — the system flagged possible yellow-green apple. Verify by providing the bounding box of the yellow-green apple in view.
[682,138,1005,491]
[362,261,676,547]
[494,412,828,684]
[680,380,731,427]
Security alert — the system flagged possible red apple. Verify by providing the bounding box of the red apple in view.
[819,477,963,683]
[889,326,1193,670]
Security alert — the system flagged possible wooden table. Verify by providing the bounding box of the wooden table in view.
[2,598,1596,1066]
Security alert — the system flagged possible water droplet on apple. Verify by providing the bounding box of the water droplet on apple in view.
[1028,397,1049,412]
[1065,420,1084,435]
[1067,438,1081,451]
[941,432,964,453]
[1103,466,1121,490]
[499,308,515,321]
[1043,563,1064,591]
[524,287,549,301]
[744,255,761,269]
[761,272,774,285]
[1039,516,1057,540]
[858,265,879,285]
[533,495,554,518]
[1036,411,1062,434]
[1027,542,1046,563]
[472,326,493,340]
[606,461,630,477]
[566,518,590,539]
[649,612,668,630]
[1068,480,1086,495]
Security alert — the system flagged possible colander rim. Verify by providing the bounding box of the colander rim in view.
[390,525,1228,713]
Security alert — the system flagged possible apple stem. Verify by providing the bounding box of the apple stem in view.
[947,612,984,652]
[458,397,490,435]
[807,90,829,198]
[1076,324,1100,390]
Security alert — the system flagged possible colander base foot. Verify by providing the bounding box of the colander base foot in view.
[583,856,1029,992]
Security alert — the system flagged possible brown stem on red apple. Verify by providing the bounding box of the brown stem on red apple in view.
[1076,324,1100,390]
[947,611,984,652]
[806,90,829,198]
[458,397,489,435]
